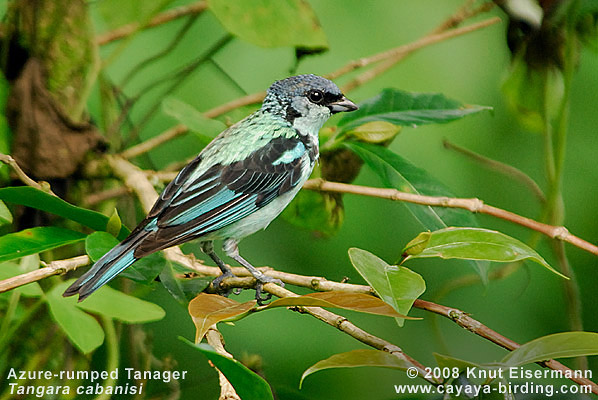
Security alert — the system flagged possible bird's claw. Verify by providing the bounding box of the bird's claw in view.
[211,271,283,304]
[211,272,236,297]
[254,275,284,305]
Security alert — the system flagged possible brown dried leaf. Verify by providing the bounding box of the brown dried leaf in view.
[265,291,420,319]
[6,59,103,179]
[188,294,256,343]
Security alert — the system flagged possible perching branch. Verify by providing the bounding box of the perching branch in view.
[172,251,435,385]
[0,255,90,294]
[96,2,207,45]
[302,179,598,257]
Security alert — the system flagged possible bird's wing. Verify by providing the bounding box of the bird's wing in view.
[134,135,311,257]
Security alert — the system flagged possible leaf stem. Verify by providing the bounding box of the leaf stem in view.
[94,317,119,400]
[0,153,56,196]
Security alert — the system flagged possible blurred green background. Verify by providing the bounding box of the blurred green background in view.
[2,0,598,399]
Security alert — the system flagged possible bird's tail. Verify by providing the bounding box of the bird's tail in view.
[63,228,151,301]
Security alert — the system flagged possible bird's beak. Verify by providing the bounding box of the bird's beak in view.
[328,96,358,114]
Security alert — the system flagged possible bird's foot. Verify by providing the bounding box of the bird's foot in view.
[253,274,284,305]
[211,271,238,296]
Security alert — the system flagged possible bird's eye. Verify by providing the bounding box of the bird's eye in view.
[308,90,324,104]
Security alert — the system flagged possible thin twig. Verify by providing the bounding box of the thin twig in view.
[302,179,598,256]
[0,255,90,294]
[268,284,437,384]
[205,327,242,400]
[96,2,207,45]
[329,3,497,81]
[120,124,188,159]
[414,299,598,394]
[341,17,501,92]
[0,153,56,196]
[431,1,495,34]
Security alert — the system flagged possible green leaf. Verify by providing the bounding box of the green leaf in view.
[85,231,166,283]
[19,254,40,272]
[402,232,432,257]
[434,353,484,372]
[0,227,86,263]
[300,349,411,388]
[158,260,187,304]
[346,142,479,229]
[106,209,122,238]
[348,248,425,327]
[338,88,491,131]
[402,227,567,279]
[85,231,119,262]
[265,292,419,319]
[208,0,328,50]
[0,262,43,297]
[159,261,211,304]
[501,332,598,366]
[96,0,175,31]
[122,252,166,283]
[188,294,256,342]
[345,141,488,281]
[56,281,165,323]
[282,190,343,237]
[46,283,104,354]
[0,200,12,225]
[162,97,226,141]
[0,187,129,240]
[181,339,275,400]
[345,121,401,144]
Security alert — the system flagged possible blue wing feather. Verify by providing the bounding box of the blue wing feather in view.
[133,135,310,257]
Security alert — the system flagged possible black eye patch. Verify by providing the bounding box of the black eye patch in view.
[323,91,343,105]
[306,89,342,106]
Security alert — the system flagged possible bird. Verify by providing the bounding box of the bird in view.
[63,74,358,303]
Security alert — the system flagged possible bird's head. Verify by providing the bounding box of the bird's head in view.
[262,74,358,134]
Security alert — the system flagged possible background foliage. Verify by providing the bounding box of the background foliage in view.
[1,0,598,399]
